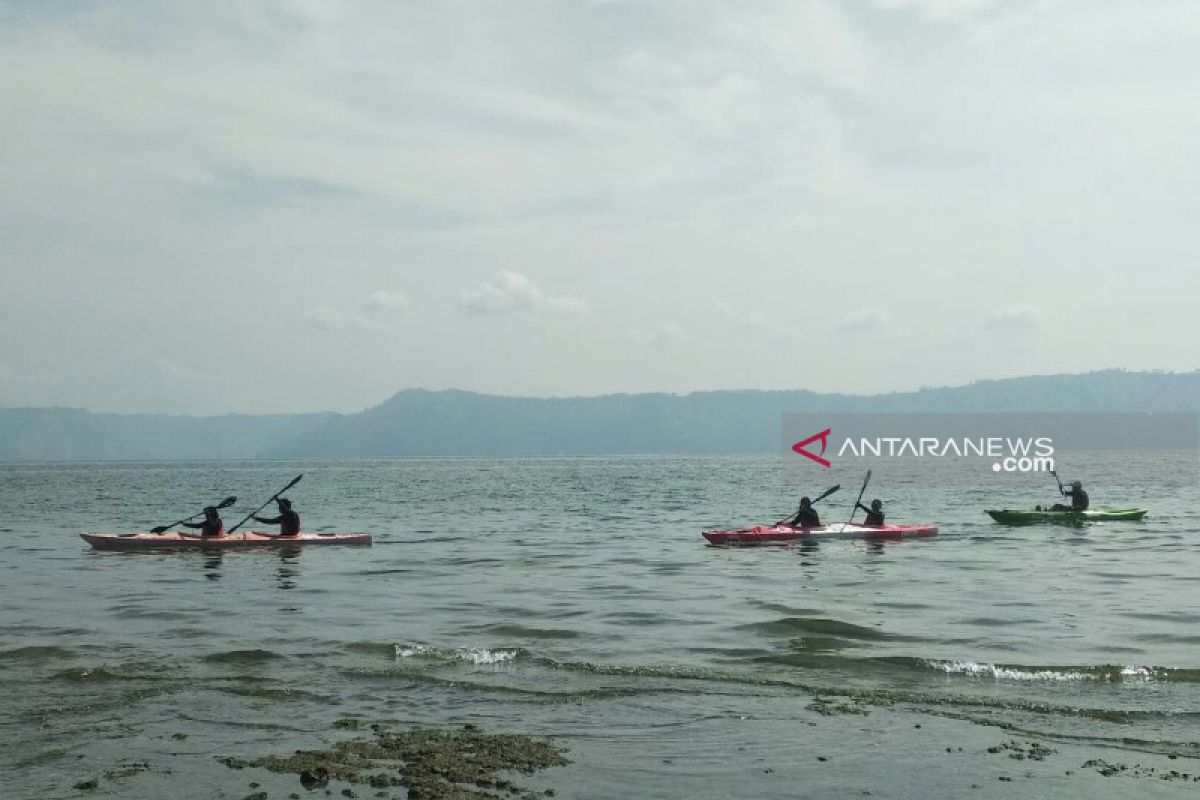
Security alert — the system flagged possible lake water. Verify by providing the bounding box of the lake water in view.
[2,454,1198,798]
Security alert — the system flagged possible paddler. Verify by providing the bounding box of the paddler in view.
[181,506,224,537]
[1051,480,1089,512]
[252,497,301,537]
[788,496,821,528]
[856,499,885,526]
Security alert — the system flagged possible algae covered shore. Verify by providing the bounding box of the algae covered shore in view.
[53,694,1200,800]
[220,722,567,800]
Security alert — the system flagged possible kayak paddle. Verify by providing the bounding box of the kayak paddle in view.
[150,495,237,534]
[227,474,303,534]
[776,484,840,525]
[844,469,872,528]
[1049,469,1066,497]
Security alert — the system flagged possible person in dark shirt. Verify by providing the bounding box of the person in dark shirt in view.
[856,499,885,526]
[253,497,301,537]
[1051,480,1089,512]
[182,506,224,537]
[788,497,821,528]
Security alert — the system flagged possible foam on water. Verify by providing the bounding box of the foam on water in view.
[393,643,520,666]
[925,659,1159,682]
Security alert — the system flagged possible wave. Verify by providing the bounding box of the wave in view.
[906,658,1200,683]
[50,666,127,682]
[466,623,580,640]
[0,645,75,662]
[217,684,325,701]
[202,649,285,665]
[738,617,899,642]
[393,643,522,666]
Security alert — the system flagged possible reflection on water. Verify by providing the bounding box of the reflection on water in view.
[202,551,223,581]
[276,547,302,590]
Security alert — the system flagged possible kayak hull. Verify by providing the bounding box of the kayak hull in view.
[81,531,373,550]
[702,523,937,546]
[985,508,1148,525]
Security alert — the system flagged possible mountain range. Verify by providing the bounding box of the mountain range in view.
[1,370,1197,461]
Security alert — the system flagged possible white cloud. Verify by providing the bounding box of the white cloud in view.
[365,290,411,315]
[712,299,805,344]
[308,290,411,332]
[460,272,589,317]
[2,2,1199,412]
[980,305,1039,331]
[836,308,890,333]
[628,322,687,345]
[307,305,368,332]
[872,0,998,21]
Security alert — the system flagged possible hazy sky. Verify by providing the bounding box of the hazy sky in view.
[3,0,1198,414]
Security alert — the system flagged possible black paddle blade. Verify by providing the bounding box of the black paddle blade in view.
[845,470,872,527]
[149,525,169,534]
[814,484,841,503]
[217,496,237,509]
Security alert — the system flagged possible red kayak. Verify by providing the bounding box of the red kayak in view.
[702,523,938,546]
[81,531,373,550]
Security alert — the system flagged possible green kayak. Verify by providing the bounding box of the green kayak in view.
[985,508,1148,525]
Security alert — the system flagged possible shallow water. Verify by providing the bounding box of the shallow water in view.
[2,454,1198,798]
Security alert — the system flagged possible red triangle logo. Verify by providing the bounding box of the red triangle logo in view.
[792,428,832,468]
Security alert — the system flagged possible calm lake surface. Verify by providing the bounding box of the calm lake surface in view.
[2,454,1198,798]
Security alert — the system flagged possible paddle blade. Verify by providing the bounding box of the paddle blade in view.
[217,496,237,509]
[846,470,872,526]
[813,484,841,503]
[150,525,169,534]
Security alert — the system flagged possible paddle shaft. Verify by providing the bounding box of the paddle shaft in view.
[227,475,303,534]
[778,484,840,525]
[151,495,237,534]
[1050,469,1066,497]
[845,470,872,527]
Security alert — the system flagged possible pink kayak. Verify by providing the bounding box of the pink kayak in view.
[702,523,938,546]
[81,531,373,550]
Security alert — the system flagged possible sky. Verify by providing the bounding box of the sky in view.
[2,0,1199,415]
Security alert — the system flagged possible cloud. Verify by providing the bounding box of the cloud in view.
[836,308,890,333]
[308,290,412,332]
[307,305,367,332]
[712,299,805,344]
[460,272,589,317]
[364,290,411,316]
[872,0,998,21]
[628,322,687,345]
[980,305,1039,331]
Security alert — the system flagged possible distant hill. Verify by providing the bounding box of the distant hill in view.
[0,408,335,461]
[2,370,1198,461]
[265,370,1200,458]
